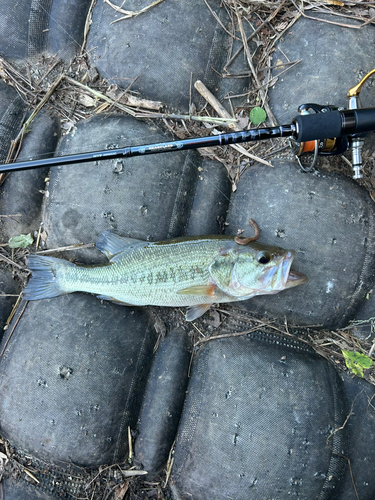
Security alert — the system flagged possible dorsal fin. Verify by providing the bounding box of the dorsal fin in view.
[96,230,148,260]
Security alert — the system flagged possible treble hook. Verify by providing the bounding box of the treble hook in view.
[234,218,260,245]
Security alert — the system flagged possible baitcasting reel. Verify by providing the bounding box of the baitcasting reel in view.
[293,68,375,179]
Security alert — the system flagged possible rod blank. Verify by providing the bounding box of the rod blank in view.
[2,107,375,174]
[0,125,295,173]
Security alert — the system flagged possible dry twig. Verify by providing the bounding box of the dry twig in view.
[104,0,165,23]
[6,73,65,165]
[80,0,97,54]
[231,0,277,126]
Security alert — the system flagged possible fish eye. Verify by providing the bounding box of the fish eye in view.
[257,251,271,264]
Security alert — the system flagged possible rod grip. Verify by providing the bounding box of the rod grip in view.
[294,111,342,142]
[294,108,375,143]
[344,108,375,134]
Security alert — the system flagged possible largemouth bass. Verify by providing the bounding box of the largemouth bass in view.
[23,225,307,321]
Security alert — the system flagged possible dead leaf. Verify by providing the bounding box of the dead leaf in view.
[78,94,96,107]
[275,21,288,31]
[40,230,48,244]
[235,114,249,130]
[114,482,129,500]
[204,310,222,328]
[61,120,76,134]
[106,84,119,101]
[119,94,162,111]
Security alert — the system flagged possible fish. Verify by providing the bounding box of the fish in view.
[23,222,307,321]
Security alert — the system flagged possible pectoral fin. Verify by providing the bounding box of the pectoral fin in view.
[185,304,212,321]
[177,285,217,296]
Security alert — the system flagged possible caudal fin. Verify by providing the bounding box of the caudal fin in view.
[23,255,75,300]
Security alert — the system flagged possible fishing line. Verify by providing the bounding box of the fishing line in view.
[11,0,264,234]
[30,0,127,86]
[31,0,87,60]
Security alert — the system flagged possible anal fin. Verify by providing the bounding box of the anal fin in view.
[97,294,136,306]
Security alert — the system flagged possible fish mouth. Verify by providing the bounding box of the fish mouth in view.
[285,270,308,289]
[282,251,307,289]
[258,250,307,291]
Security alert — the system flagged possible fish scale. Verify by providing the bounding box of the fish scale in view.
[59,240,219,306]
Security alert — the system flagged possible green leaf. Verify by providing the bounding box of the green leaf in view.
[249,107,267,125]
[8,233,34,249]
[342,349,373,378]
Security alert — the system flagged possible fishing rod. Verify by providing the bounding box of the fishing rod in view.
[1,70,375,179]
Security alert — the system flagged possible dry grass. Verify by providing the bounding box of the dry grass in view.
[1,0,374,182]
[198,306,375,385]
[0,2,375,498]
[0,0,374,387]
[0,0,374,373]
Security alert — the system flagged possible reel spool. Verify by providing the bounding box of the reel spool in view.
[292,103,348,171]
[293,69,375,178]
